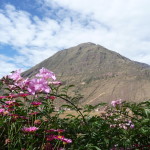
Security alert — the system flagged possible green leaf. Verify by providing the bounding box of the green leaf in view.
[89,146,102,150]
[144,108,150,117]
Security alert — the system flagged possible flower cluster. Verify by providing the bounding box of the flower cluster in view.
[0,67,71,149]
[0,93,30,99]
[110,120,135,130]
[46,135,72,144]
[111,99,122,107]
[22,126,39,133]
[8,70,22,81]
[6,67,60,95]
[35,67,56,80]
[27,78,50,95]
[31,101,42,107]
[0,108,9,115]
[45,128,72,146]
[1,67,148,149]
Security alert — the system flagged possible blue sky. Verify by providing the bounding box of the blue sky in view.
[0,0,150,77]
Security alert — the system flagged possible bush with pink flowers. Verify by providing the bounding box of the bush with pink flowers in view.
[0,68,150,150]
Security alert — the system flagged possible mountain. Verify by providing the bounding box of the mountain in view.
[22,42,150,105]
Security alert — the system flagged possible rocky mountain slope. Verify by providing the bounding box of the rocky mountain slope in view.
[23,42,150,105]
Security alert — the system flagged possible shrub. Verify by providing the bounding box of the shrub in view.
[0,68,149,150]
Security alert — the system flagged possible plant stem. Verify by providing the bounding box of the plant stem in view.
[52,94,87,125]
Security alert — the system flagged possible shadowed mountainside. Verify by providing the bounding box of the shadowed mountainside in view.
[23,42,150,105]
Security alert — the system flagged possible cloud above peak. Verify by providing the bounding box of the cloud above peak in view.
[45,0,150,59]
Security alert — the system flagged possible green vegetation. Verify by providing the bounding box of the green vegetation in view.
[0,68,150,150]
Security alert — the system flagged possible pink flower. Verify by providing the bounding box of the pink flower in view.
[3,110,9,115]
[130,124,135,128]
[27,78,50,95]
[47,96,56,100]
[0,93,30,99]
[31,101,42,106]
[0,108,5,114]
[119,124,123,128]
[46,135,72,144]
[110,124,116,128]
[36,67,56,80]
[54,135,65,140]
[54,135,72,144]
[8,70,22,81]
[0,96,6,99]
[8,85,16,90]
[19,93,30,97]
[126,120,135,129]
[57,129,65,133]
[22,126,38,133]
[9,114,19,119]
[46,135,55,141]
[122,125,127,130]
[16,78,30,89]
[46,129,57,132]
[61,138,72,144]
[111,99,122,107]
[5,100,16,105]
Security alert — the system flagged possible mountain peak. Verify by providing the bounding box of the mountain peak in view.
[78,42,96,46]
[22,43,150,104]
[73,42,105,50]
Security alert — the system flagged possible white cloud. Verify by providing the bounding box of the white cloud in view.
[0,1,150,76]
[41,0,150,62]
[0,54,18,76]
